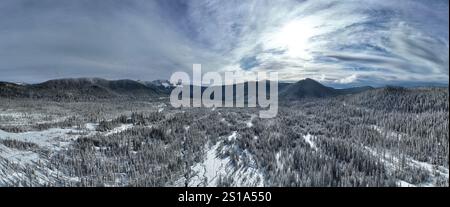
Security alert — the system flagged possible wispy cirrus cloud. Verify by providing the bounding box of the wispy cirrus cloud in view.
[0,0,448,87]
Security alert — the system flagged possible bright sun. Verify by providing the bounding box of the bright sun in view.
[269,20,316,59]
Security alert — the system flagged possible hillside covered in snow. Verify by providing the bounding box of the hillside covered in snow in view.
[0,85,448,187]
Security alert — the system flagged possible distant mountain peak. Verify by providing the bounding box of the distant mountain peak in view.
[302,78,317,82]
[296,78,327,87]
[280,78,335,100]
[279,78,373,101]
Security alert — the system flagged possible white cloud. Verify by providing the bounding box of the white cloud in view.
[0,0,448,86]
[336,74,359,84]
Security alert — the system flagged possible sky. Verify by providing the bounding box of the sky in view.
[0,0,448,87]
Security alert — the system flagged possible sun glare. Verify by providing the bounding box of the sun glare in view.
[269,20,317,59]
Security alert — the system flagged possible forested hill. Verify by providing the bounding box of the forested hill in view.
[1,77,447,102]
[0,78,166,101]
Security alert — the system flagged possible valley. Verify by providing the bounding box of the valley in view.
[0,79,448,187]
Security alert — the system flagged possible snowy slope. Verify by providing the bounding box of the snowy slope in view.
[173,132,264,187]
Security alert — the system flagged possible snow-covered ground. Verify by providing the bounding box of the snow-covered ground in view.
[173,132,264,187]
[246,115,256,128]
[0,121,136,186]
[370,125,404,140]
[364,146,449,187]
[187,142,230,187]
[366,125,449,187]
[0,144,39,166]
[275,151,284,170]
[157,103,166,113]
[0,127,85,149]
[0,111,68,126]
[396,180,416,187]
[303,133,317,151]
[231,148,264,187]
[0,122,84,186]
[227,131,237,141]
[0,151,80,187]
[103,124,133,136]
[85,123,98,131]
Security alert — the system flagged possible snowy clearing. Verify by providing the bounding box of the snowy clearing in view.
[365,146,449,187]
[174,132,264,187]
[303,134,317,151]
